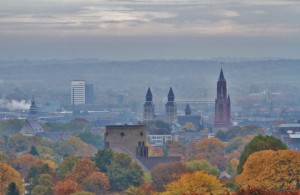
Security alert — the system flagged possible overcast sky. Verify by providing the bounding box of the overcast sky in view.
[0,0,299,60]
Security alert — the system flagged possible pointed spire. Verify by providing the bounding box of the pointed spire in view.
[185,104,191,116]
[218,68,226,81]
[146,87,152,102]
[168,87,174,102]
[31,94,35,106]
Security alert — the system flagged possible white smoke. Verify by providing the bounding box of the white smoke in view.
[0,99,31,110]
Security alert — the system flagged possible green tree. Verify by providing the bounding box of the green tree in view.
[6,182,19,195]
[94,149,113,173]
[58,156,77,179]
[237,135,287,174]
[185,159,220,177]
[107,153,143,191]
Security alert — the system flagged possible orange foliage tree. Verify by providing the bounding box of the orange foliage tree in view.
[0,162,25,194]
[166,140,186,158]
[187,138,226,169]
[162,171,227,195]
[55,180,79,195]
[83,171,110,193]
[12,153,41,176]
[70,156,98,183]
[236,150,300,190]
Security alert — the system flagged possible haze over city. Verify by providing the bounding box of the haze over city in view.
[1,0,300,195]
[1,0,300,60]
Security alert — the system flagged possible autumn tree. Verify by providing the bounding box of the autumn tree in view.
[0,162,24,195]
[124,184,158,195]
[165,140,185,158]
[70,156,98,183]
[70,192,95,195]
[185,159,220,176]
[83,171,110,193]
[162,171,227,195]
[187,138,226,169]
[236,150,300,191]
[148,145,163,157]
[12,153,41,177]
[55,180,79,195]
[237,135,287,174]
[183,122,196,131]
[151,162,190,191]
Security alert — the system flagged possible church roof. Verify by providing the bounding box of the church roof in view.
[218,68,226,81]
[20,119,44,135]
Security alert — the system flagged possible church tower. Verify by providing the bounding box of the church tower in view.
[185,104,191,116]
[28,95,38,120]
[214,69,231,129]
[165,87,177,124]
[143,87,155,120]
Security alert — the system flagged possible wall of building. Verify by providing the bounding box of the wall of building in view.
[105,125,147,156]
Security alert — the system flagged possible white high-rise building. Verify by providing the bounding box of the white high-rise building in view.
[71,80,86,105]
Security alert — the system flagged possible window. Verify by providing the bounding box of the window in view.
[120,132,125,137]
[140,132,143,137]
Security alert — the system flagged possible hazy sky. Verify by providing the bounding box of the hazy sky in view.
[0,0,299,60]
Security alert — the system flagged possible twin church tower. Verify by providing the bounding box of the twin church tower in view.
[143,69,232,129]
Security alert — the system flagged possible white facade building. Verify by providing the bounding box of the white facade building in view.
[71,80,86,105]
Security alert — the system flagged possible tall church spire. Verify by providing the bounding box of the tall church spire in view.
[143,87,155,121]
[165,87,177,124]
[28,95,38,119]
[218,68,226,81]
[217,69,227,99]
[168,87,175,102]
[146,87,152,102]
[215,69,231,129]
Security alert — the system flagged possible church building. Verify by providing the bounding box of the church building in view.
[165,87,177,124]
[143,87,155,121]
[214,69,232,129]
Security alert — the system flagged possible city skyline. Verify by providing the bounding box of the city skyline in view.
[0,0,299,60]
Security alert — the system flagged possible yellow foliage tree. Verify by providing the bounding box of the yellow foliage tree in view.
[0,162,25,194]
[162,171,226,195]
[183,122,196,131]
[236,150,300,190]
